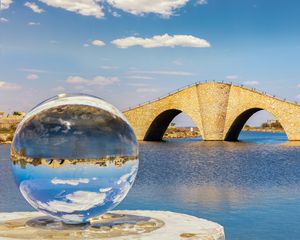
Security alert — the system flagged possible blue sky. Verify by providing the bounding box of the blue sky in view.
[1,0,300,126]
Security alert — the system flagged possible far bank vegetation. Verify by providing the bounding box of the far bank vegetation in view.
[164,120,284,139]
[243,120,283,132]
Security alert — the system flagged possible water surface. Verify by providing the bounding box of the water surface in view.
[1,131,300,239]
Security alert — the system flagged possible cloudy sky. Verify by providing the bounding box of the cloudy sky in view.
[1,0,300,126]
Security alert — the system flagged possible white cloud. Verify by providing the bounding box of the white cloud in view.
[92,39,105,46]
[112,34,210,49]
[26,74,39,80]
[197,0,207,5]
[296,94,300,100]
[38,0,104,18]
[126,75,155,80]
[112,182,131,203]
[297,84,300,88]
[99,187,112,193]
[129,165,138,183]
[136,88,161,93]
[84,39,105,47]
[107,0,188,17]
[58,118,72,130]
[117,173,133,185]
[100,65,118,70]
[243,81,259,86]
[25,2,44,13]
[128,70,193,76]
[0,81,21,91]
[226,75,238,80]
[128,83,150,87]
[66,75,119,87]
[19,68,48,73]
[0,0,13,10]
[117,165,138,185]
[51,178,90,186]
[28,21,40,26]
[112,11,121,17]
[37,191,106,213]
[0,17,8,23]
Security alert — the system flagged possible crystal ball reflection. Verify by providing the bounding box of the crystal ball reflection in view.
[11,94,138,224]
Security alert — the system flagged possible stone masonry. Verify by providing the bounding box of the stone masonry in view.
[124,82,300,141]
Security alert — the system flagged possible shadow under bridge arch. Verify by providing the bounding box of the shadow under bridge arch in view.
[224,108,287,141]
[143,109,200,141]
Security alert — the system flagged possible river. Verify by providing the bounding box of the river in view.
[1,131,300,239]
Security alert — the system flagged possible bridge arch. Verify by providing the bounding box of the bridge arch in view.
[224,107,287,141]
[144,109,202,141]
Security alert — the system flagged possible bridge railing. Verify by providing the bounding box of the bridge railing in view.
[123,81,206,111]
[236,84,298,105]
[123,80,299,111]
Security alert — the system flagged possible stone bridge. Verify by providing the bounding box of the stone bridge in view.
[123,82,300,141]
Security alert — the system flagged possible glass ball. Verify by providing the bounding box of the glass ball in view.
[10,94,138,224]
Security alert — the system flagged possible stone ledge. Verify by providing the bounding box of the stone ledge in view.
[0,210,225,240]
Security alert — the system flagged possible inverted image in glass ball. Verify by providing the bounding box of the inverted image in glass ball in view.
[11,94,138,224]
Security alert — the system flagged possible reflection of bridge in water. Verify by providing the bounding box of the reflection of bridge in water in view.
[124,81,300,141]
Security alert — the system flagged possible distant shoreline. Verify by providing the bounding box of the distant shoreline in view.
[242,128,284,133]
[0,128,284,144]
[164,127,284,139]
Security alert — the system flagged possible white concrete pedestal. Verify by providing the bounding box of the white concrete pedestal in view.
[0,210,225,240]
